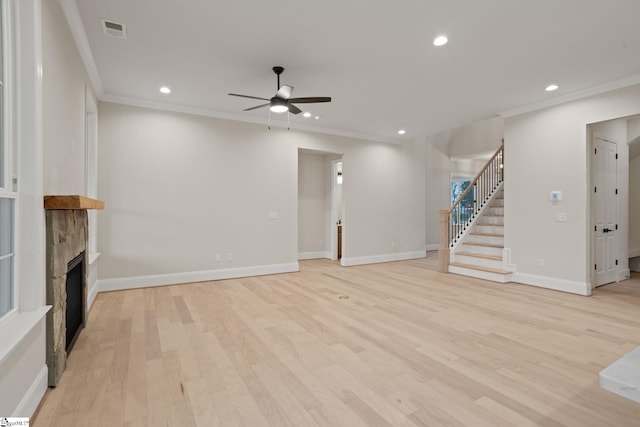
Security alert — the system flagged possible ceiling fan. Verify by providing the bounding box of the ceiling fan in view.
[229,66,331,115]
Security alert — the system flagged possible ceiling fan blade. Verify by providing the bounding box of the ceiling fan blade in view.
[287,97,331,104]
[287,104,302,114]
[229,93,269,101]
[243,103,270,111]
[276,85,294,99]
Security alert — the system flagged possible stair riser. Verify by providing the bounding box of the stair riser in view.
[486,207,504,215]
[467,235,504,245]
[448,265,512,283]
[477,216,504,225]
[454,254,504,270]
[475,225,504,234]
[461,244,503,257]
[492,200,504,207]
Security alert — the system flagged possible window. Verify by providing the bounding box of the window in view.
[451,178,474,225]
[0,0,15,319]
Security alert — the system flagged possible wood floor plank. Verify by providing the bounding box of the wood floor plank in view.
[33,256,640,426]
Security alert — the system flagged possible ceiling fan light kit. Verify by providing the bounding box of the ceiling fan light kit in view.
[229,66,331,127]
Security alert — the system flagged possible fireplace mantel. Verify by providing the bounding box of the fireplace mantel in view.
[44,195,105,210]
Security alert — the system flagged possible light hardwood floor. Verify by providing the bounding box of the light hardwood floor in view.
[33,253,640,426]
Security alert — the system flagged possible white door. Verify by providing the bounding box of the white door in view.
[592,136,618,287]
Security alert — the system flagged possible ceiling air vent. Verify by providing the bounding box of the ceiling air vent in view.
[101,19,127,39]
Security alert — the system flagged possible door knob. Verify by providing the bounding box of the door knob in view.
[603,228,611,233]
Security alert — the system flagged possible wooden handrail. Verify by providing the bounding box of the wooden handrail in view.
[448,141,504,215]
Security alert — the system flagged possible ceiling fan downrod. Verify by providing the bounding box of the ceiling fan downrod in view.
[273,66,284,90]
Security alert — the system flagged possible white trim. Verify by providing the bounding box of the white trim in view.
[87,280,98,311]
[340,250,426,267]
[56,0,104,96]
[499,74,640,118]
[425,244,439,251]
[13,364,47,417]
[87,252,100,265]
[0,306,50,366]
[617,269,631,282]
[100,94,403,145]
[298,251,331,260]
[98,262,300,292]
[511,272,591,296]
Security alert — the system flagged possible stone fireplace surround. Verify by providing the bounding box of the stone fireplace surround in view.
[44,195,104,386]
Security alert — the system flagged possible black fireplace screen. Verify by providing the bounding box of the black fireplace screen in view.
[66,252,84,352]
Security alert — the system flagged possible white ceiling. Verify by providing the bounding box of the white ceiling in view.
[69,0,640,143]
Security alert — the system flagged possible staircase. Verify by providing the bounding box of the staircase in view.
[439,141,514,283]
[449,186,513,282]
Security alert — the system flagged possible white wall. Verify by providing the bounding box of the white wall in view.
[298,151,329,258]
[97,102,426,287]
[425,142,451,249]
[42,0,94,195]
[448,116,503,159]
[504,84,640,294]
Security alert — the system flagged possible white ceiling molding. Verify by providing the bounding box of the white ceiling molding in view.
[57,0,104,97]
[100,94,404,145]
[499,74,640,119]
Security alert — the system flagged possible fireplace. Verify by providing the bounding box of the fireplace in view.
[44,195,104,387]
[65,252,85,352]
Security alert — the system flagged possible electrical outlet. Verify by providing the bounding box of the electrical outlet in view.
[537,258,544,267]
[391,241,396,248]
[216,254,221,262]
[227,253,233,261]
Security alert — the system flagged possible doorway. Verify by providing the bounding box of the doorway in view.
[332,161,344,260]
[591,134,618,287]
[297,149,343,261]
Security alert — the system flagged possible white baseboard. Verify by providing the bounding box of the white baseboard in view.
[341,250,426,267]
[298,251,332,260]
[511,272,591,296]
[97,262,300,292]
[87,281,98,311]
[13,365,47,417]
[425,244,439,252]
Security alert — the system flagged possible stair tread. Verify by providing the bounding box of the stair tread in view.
[456,252,502,261]
[476,223,504,227]
[482,214,504,217]
[464,242,504,249]
[470,232,504,237]
[450,262,512,275]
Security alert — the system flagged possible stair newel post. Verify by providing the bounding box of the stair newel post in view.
[439,209,450,272]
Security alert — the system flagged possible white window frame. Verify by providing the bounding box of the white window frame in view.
[0,0,17,323]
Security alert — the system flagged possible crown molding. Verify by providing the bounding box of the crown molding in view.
[499,74,640,118]
[57,0,104,97]
[100,93,404,144]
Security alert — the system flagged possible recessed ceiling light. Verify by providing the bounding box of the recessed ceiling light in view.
[315,116,320,120]
[303,112,312,118]
[159,86,171,94]
[398,129,406,135]
[545,84,559,92]
[433,35,448,47]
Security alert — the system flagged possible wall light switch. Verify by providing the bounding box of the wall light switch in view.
[556,212,567,222]
[268,211,279,219]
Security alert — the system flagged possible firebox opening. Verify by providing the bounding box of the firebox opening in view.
[66,252,85,353]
